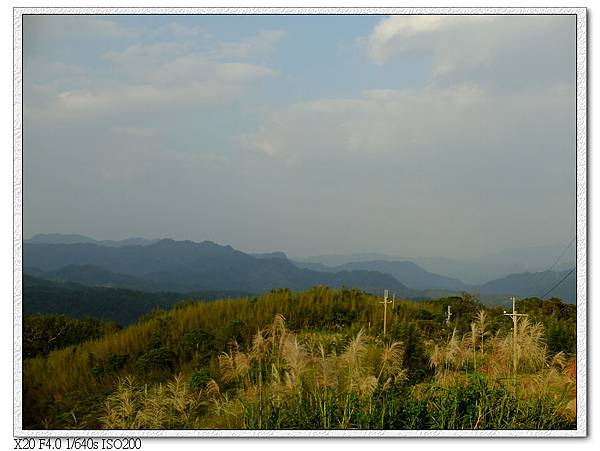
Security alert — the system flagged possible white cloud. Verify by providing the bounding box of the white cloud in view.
[158,22,211,39]
[28,40,277,120]
[215,30,287,59]
[216,62,277,81]
[368,15,494,64]
[24,59,89,96]
[240,84,488,159]
[235,78,574,257]
[22,15,576,259]
[24,15,136,42]
[104,42,186,72]
[52,74,273,115]
[25,18,285,121]
[366,15,574,91]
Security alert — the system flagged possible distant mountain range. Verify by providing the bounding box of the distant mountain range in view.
[251,252,288,260]
[25,233,158,247]
[23,234,576,305]
[23,237,417,298]
[478,269,576,303]
[297,244,575,285]
[293,260,466,291]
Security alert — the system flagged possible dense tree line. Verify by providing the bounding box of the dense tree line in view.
[23,274,250,326]
[23,314,120,358]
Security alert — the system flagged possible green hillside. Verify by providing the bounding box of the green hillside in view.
[23,287,576,430]
[23,274,253,326]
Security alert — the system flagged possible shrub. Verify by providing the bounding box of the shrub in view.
[89,352,128,380]
[182,328,215,362]
[190,369,212,390]
[106,353,128,372]
[135,347,175,378]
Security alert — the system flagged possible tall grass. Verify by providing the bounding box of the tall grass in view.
[23,289,576,430]
[100,314,410,429]
[98,313,574,430]
[100,374,207,429]
[423,312,575,429]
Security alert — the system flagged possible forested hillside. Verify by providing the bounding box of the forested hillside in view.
[23,275,251,326]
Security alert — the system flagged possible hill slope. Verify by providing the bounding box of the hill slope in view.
[38,264,151,290]
[330,260,466,291]
[22,275,184,325]
[22,287,577,430]
[22,274,254,326]
[478,269,576,303]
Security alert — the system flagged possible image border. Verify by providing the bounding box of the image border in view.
[12,6,588,438]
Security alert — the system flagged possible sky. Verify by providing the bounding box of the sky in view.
[22,14,577,259]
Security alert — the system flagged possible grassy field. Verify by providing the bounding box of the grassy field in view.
[22,287,576,430]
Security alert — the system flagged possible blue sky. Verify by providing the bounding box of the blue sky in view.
[23,14,576,259]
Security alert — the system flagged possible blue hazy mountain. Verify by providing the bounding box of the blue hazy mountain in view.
[293,259,466,291]
[250,252,288,260]
[23,239,417,297]
[298,243,576,285]
[26,233,159,247]
[478,269,576,303]
[23,236,576,303]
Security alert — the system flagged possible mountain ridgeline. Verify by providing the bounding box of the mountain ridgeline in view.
[295,245,576,286]
[478,269,575,301]
[293,260,466,291]
[25,233,159,247]
[23,238,417,297]
[23,234,576,316]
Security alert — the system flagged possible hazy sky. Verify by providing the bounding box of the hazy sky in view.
[23,14,576,259]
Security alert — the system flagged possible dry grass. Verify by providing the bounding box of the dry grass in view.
[95,309,577,430]
[198,314,408,428]
[26,291,576,430]
[100,374,204,429]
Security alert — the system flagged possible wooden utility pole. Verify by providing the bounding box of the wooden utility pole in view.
[380,289,393,336]
[446,305,452,326]
[503,296,528,375]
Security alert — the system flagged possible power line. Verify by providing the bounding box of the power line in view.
[537,237,575,285]
[536,237,575,299]
[541,267,576,299]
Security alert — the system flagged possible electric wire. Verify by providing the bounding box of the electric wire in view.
[537,237,575,286]
[540,267,576,299]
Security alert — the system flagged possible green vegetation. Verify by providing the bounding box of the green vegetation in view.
[23,287,576,430]
[23,274,252,326]
[23,314,120,358]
